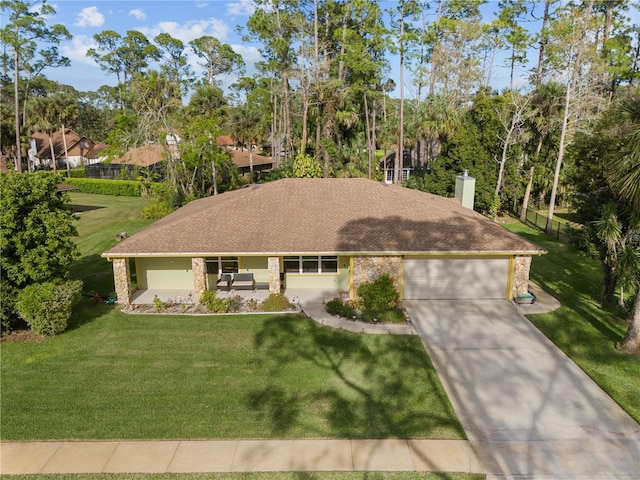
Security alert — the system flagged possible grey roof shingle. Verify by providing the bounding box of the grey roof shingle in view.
[103,178,545,257]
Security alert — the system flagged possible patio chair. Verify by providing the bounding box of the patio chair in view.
[232,272,254,290]
[217,273,232,291]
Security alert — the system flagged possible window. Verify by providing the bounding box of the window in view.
[302,256,319,273]
[221,257,238,273]
[206,257,238,275]
[283,256,338,274]
[321,256,338,273]
[283,256,299,273]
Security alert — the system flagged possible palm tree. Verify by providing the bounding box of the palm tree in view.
[609,96,640,353]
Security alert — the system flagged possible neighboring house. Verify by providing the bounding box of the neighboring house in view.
[380,151,413,184]
[87,144,166,179]
[229,150,275,177]
[102,177,545,306]
[29,129,104,169]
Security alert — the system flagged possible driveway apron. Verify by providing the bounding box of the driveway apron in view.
[404,299,640,479]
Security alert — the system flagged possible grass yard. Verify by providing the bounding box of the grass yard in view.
[503,221,640,422]
[1,307,464,440]
[68,192,154,295]
[1,474,483,480]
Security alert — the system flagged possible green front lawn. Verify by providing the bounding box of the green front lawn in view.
[503,221,640,422]
[1,306,464,441]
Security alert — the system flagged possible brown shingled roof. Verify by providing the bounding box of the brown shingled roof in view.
[230,150,274,168]
[110,144,165,167]
[103,178,544,257]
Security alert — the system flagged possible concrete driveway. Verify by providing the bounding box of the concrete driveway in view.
[404,299,640,479]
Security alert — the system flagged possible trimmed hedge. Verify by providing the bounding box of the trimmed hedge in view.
[65,178,141,196]
[67,168,86,178]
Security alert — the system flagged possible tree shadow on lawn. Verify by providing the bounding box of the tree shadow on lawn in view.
[68,203,105,214]
[248,315,464,439]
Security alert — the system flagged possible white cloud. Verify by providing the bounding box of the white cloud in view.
[226,0,256,16]
[231,44,262,66]
[61,35,98,66]
[129,8,146,20]
[75,6,105,28]
[140,18,231,43]
[196,2,208,8]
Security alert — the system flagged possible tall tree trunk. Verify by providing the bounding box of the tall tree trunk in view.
[520,165,535,223]
[617,291,640,354]
[61,125,71,177]
[13,35,22,172]
[396,4,405,185]
[534,0,552,86]
[429,0,444,96]
[546,67,571,234]
[364,92,372,179]
[600,260,617,304]
[48,133,57,173]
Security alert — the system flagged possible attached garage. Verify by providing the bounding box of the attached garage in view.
[403,256,510,300]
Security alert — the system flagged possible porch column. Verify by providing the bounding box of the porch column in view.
[512,255,532,298]
[192,257,208,305]
[268,256,281,293]
[113,258,132,305]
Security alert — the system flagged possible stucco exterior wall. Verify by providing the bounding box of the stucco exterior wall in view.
[512,255,532,298]
[283,256,349,291]
[137,257,193,290]
[240,256,269,283]
[351,256,402,299]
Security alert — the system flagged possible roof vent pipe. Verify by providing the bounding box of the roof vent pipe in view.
[455,171,476,210]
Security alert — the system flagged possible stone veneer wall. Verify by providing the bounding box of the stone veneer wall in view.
[113,258,132,305]
[512,255,532,298]
[268,257,281,293]
[192,257,208,304]
[352,256,403,298]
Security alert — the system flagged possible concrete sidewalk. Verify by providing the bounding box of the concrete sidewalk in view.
[0,438,483,475]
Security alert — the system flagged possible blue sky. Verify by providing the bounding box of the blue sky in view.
[36,1,639,96]
[45,1,261,92]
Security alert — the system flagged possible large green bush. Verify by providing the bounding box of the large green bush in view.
[16,280,83,335]
[1,172,79,331]
[357,273,399,311]
[65,178,141,196]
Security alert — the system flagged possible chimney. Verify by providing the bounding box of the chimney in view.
[455,170,475,210]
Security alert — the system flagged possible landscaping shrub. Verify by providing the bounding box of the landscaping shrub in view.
[153,295,165,313]
[357,273,399,311]
[66,178,141,196]
[326,297,357,318]
[67,168,85,178]
[261,293,295,312]
[16,280,83,335]
[141,200,175,219]
[201,290,232,313]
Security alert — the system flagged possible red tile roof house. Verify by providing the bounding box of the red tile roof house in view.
[102,177,545,306]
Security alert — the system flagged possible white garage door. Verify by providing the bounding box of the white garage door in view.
[403,257,510,300]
